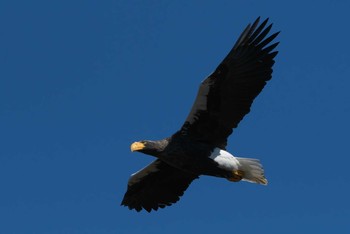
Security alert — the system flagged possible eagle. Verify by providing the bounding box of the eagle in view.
[121,17,279,212]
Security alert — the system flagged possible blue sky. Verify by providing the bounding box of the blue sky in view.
[1,0,350,233]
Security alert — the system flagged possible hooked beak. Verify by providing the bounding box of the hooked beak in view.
[130,142,145,152]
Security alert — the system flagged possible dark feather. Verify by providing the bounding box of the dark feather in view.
[121,159,198,212]
[180,17,279,149]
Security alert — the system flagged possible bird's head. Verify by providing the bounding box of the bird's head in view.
[130,140,167,157]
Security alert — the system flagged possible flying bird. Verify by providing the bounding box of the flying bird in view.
[121,17,279,212]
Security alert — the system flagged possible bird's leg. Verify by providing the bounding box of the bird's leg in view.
[227,170,244,182]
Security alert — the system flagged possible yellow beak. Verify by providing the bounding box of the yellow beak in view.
[130,142,145,152]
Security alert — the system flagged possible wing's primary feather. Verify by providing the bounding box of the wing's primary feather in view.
[121,159,198,212]
[180,17,279,149]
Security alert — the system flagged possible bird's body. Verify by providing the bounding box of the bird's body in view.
[141,135,229,177]
[122,17,280,212]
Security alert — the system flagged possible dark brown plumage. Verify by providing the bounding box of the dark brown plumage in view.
[122,17,279,212]
[121,159,198,212]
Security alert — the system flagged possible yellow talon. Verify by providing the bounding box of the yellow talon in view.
[228,170,244,182]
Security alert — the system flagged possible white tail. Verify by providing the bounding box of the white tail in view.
[236,157,268,185]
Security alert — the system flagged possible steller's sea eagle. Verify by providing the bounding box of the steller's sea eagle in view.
[121,17,279,212]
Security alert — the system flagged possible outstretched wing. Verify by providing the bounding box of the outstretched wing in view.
[180,17,279,149]
[121,159,198,212]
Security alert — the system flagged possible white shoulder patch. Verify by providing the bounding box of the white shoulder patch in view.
[209,148,240,171]
[128,160,160,186]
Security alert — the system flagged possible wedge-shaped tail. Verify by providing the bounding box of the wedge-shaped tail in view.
[236,157,268,185]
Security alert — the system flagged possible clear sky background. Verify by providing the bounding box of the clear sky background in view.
[1,1,350,233]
